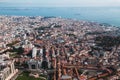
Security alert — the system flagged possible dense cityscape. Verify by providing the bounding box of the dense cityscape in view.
[0,16,120,80]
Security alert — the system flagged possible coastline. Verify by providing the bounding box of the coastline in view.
[0,15,119,28]
[0,7,120,27]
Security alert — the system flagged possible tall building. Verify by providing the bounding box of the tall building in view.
[32,47,37,58]
[39,48,43,56]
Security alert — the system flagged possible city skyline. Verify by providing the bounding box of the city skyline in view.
[0,0,120,7]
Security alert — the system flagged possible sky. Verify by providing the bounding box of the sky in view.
[0,0,120,7]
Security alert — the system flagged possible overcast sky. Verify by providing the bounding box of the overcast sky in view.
[0,0,120,7]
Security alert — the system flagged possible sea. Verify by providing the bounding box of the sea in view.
[0,7,120,27]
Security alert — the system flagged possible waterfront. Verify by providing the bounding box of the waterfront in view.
[0,7,120,27]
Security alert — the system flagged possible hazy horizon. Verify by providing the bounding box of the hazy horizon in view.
[0,0,120,26]
[0,0,120,7]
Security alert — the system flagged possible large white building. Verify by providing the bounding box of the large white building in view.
[32,47,37,58]
[0,54,18,80]
[27,59,42,70]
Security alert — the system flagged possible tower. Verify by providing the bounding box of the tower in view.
[32,47,37,58]
[39,48,43,56]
